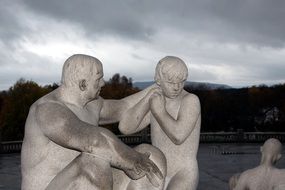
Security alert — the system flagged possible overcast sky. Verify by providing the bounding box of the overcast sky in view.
[1,0,285,90]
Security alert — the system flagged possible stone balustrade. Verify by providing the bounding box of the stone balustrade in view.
[200,132,285,143]
[0,141,23,153]
[1,132,285,153]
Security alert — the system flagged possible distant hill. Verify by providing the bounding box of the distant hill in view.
[133,81,232,90]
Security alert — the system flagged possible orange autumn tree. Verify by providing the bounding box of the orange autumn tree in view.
[0,74,140,141]
[0,79,51,141]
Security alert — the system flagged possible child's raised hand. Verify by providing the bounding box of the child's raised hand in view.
[149,91,165,114]
[147,86,162,97]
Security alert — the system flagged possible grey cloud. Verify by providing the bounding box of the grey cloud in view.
[205,0,285,48]
[1,0,285,90]
[22,0,285,48]
[188,68,218,82]
[0,49,61,89]
[22,0,156,40]
[0,1,26,46]
[249,62,285,81]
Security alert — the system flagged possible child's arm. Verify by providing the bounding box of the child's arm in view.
[150,92,201,145]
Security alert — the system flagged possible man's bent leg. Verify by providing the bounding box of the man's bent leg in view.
[46,153,112,190]
[113,144,167,190]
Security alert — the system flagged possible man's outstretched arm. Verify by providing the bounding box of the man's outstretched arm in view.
[99,84,157,125]
[118,87,161,134]
[35,102,162,185]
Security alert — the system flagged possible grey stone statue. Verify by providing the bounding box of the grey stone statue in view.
[119,56,201,190]
[21,54,165,190]
[230,138,285,190]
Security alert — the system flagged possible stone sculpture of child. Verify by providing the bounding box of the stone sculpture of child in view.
[119,56,201,190]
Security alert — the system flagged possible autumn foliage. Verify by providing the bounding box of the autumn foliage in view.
[0,74,139,141]
[186,84,285,132]
[0,75,285,141]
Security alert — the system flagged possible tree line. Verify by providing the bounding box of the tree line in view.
[0,75,138,141]
[187,84,285,132]
[0,75,285,141]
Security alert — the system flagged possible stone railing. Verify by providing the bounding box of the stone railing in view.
[1,132,285,153]
[0,141,22,153]
[200,132,285,143]
[0,135,150,153]
[117,134,151,145]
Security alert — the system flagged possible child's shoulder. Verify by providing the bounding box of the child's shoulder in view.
[182,90,200,102]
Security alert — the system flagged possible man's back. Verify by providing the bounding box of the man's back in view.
[21,90,81,190]
[233,138,284,190]
[270,169,285,189]
[234,166,281,190]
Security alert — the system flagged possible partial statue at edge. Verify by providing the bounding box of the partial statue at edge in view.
[229,138,285,190]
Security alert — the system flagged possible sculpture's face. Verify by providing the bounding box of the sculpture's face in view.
[87,66,105,100]
[159,78,185,99]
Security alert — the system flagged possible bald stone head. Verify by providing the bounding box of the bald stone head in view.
[61,54,105,100]
[61,54,103,88]
[261,138,282,164]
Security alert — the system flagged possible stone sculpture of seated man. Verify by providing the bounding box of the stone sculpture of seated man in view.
[21,54,165,190]
[118,56,201,190]
[231,138,285,190]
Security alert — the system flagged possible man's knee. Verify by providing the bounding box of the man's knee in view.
[76,153,112,189]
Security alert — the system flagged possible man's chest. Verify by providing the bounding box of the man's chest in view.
[67,104,100,125]
[77,109,99,125]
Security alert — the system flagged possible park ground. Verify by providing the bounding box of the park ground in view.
[1,143,285,190]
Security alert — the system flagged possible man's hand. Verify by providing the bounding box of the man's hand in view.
[124,152,163,187]
[145,86,162,100]
[149,91,165,115]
